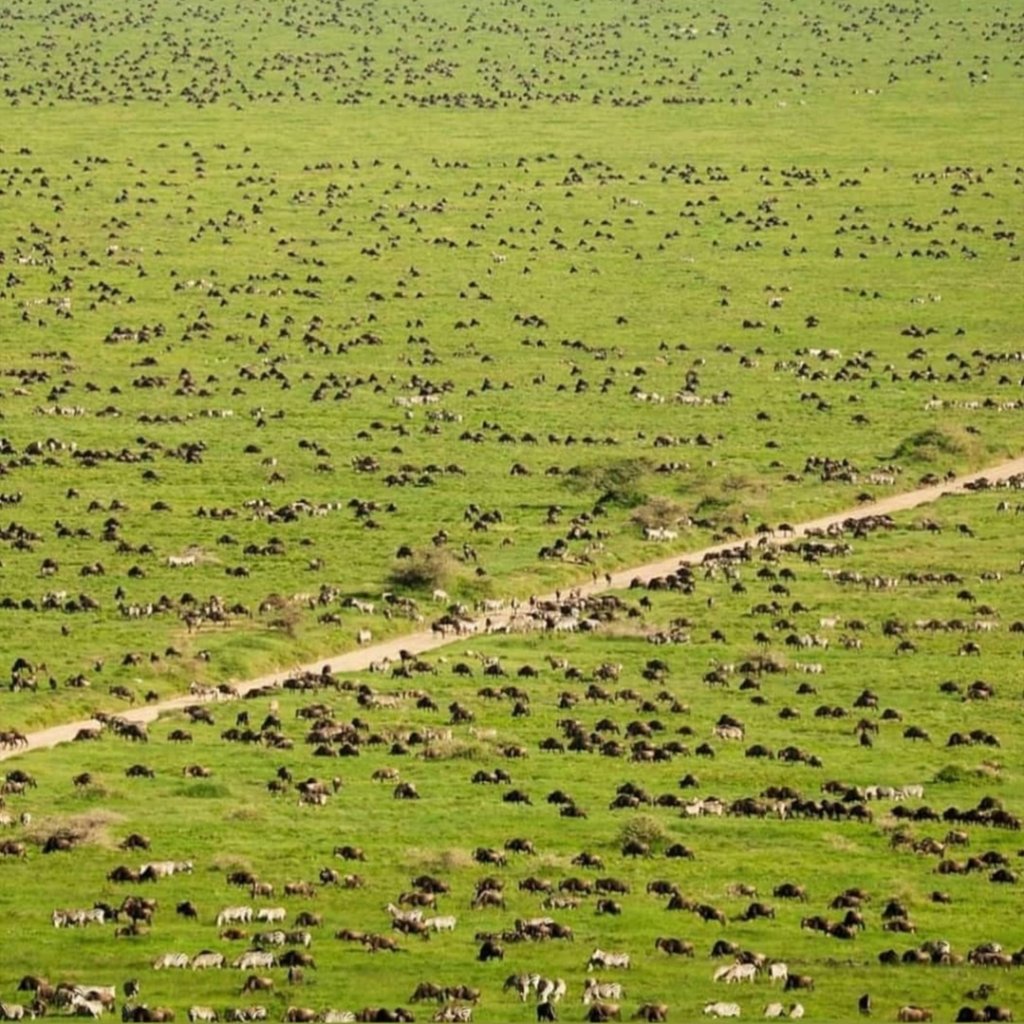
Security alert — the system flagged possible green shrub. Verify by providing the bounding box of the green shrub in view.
[617,814,668,850]
[932,764,966,784]
[567,458,653,507]
[388,548,457,591]
[891,428,966,462]
[630,496,689,531]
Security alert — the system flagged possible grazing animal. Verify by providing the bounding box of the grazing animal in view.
[632,1006,669,1023]
[784,976,814,993]
[588,950,630,971]
[582,982,624,1006]
[585,1005,621,1023]
[431,1008,472,1024]
[897,1009,932,1023]
[704,1005,741,1019]
[655,937,694,957]
[233,951,276,971]
[477,940,504,962]
[217,906,253,927]
[152,953,190,970]
[424,915,457,933]
[240,977,274,995]
[727,963,757,984]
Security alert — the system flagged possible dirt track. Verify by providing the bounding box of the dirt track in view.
[4,454,1022,762]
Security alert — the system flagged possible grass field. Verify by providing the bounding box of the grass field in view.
[0,0,1021,728]
[0,488,1022,1020]
[0,0,1021,1018]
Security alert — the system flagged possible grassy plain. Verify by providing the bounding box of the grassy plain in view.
[0,490,1022,1020]
[0,0,1021,1017]
[0,0,1021,728]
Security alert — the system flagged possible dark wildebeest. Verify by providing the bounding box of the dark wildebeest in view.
[477,939,504,962]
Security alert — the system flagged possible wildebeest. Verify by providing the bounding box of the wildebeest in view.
[240,977,274,995]
[772,883,807,901]
[334,845,366,861]
[784,976,814,993]
[897,1009,933,1023]
[470,889,504,910]
[409,983,445,1004]
[122,1007,176,1023]
[980,1009,1013,1023]
[476,939,503,962]
[631,1006,668,1023]
[655,937,693,957]
[363,935,402,954]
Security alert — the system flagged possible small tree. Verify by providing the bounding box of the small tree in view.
[564,457,653,507]
[630,496,689,531]
[388,547,456,592]
[617,814,668,851]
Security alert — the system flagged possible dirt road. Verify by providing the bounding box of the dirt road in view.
[4,454,1022,762]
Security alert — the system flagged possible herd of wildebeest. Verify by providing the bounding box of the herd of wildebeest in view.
[0,474,1023,1021]
[0,0,1022,1020]
[0,133,1021,709]
[0,0,1017,109]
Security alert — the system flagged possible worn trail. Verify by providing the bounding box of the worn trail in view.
[4,454,1022,762]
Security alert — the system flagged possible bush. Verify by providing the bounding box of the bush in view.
[565,457,653,507]
[268,603,303,637]
[388,547,457,591]
[630,496,689,531]
[891,428,966,462]
[617,814,668,850]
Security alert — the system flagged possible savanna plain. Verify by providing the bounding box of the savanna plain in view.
[0,0,1022,1021]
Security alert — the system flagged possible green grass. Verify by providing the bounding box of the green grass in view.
[0,0,1021,726]
[0,489,1022,1020]
[0,0,1021,1016]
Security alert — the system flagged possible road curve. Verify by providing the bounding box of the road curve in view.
[4,453,1022,762]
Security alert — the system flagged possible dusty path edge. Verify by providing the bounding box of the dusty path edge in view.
[4,453,1023,762]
